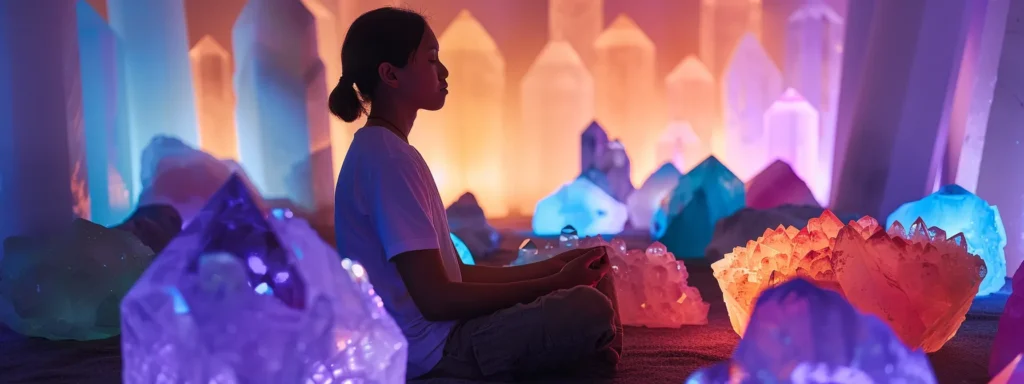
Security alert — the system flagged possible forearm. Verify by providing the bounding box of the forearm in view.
[460,261,559,283]
[428,274,569,320]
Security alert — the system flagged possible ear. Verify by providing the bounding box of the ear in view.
[378,62,400,89]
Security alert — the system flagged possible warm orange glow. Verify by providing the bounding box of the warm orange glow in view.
[698,0,763,76]
[303,0,351,184]
[71,156,91,221]
[665,55,722,158]
[189,36,238,161]
[594,15,661,186]
[548,0,603,69]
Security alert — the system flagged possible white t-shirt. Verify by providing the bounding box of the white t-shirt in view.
[333,126,463,378]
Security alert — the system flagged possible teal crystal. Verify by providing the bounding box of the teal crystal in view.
[653,156,745,258]
[451,233,474,265]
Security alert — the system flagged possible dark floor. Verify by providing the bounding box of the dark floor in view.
[0,229,1005,384]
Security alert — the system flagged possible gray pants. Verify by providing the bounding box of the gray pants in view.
[422,285,622,381]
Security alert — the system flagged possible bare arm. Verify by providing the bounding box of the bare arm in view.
[459,260,559,283]
[394,249,570,321]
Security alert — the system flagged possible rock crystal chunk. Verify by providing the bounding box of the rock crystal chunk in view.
[609,240,709,327]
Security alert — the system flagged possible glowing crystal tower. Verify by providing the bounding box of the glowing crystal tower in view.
[762,88,821,203]
[107,0,199,197]
[830,0,876,197]
[699,0,763,76]
[0,0,88,250]
[520,41,595,215]
[976,0,1024,276]
[784,0,843,202]
[548,0,603,69]
[594,15,659,185]
[665,55,720,154]
[432,10,507,217]
[831,0,972,219]
[189,36,238,161]
[77,0,133,227]
[301,0,351,183]
[653,157,745,258]
[233,0,334,210]
[722,34,783,180]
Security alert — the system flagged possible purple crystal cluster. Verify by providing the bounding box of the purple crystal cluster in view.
[121,175,406,383]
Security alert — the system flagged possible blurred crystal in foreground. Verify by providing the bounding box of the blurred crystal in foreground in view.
[609,241,709,327]
[686,279,937,383]
[121,175,406,383]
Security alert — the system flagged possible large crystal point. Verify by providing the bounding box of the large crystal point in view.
[77,1,134,227]
[722,34,784,180]
[445,193,500,260]
[594,14,660,184]
[581,121,610,173]
[300,0,350,182]
[609,241,709,328]
[992,269,1024,377]
[699,0,763,76]
[121,175,407,383]
[107,0,199,196]
[520,41,595,214]
[548,0,603,69]
[653,156,745,258]
[656,121,708,174]
[627,163,683,231]
[189,36,238,161]
[887,184,1007,296]
[580,139,635,203]
[746,160,819,210]
[687,279,937,383]
[665,56,719,153]
[533,177,628,237]
[233,0,334,210]
[0,219,155,340]
[450,233,474,266]
[762,88,823,202]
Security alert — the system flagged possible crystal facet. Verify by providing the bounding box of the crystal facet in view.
[446,193,500,261]
[450,233,474,266]
[887,184,1007,296]
[656,121,709,174]
[745,160,820,210]
[580,139,634,203]
[533,177,628,237]
[686,279,937,384]
[121,175,407,383]
[722,34,783,180]
[653,157,745,258]
[627,163,683,231]
[705,205,847,263]
[609,241,709,328]
[762,88,822,202]
[189,36,238,161]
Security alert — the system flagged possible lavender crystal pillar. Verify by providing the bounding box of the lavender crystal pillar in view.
[947,0,1012,191]
[234,0,334,210]
[107,0,199,199]
[722,34,783,181]
[977,0,1024,276]
[77,0,134,227]
[0,0,88,253]
[830,0,972,219]
[762,89,822,203]
[829,0,876,203]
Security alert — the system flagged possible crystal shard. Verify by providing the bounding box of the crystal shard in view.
[581,121,610,173]
[627,163,682,231]
[762,88,822,202]
[594,14,660,185]
[580,139,634,203]
[233,0,334,210]
[0,219,155,340]
[559,225,579,249]
[656,121,708,174]
[699,0,763,76]
[653,156,745,258]
[548,0,603,69]
[189,36,238,161]
[992,269,1024,377]
[887,184,1007,296]
[686,279,938,384]
[991,355,1024,384]
[745,160,820,210]
[450,233,474,265]
[520,41,595,214]
[610,241,709,328]
[121,175,407,383]
[722,34,784,180]
[107,0,199,196]
[446,193,500,261]
[532,177,628,237]
[665,56,720,153]
[712,211,985,352]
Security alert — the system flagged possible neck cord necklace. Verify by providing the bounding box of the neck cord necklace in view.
[367,115,408,142]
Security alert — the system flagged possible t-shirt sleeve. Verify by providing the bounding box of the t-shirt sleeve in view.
[366,152,441,261]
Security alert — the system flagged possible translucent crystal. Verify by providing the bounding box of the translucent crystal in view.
[446,193,500,261]
[722,33,783,180]
[656,121,708,174]
[581,121,610,173]
[653,156,745,258]
[686,279,937,383]
[698,0,762,76]
[705,205,840,263]
[511,239,558,267]
[608,240,709,328]
[580,128,634,203]
[548,0,602,68]
[991,355,1024,384]
[745,160,820,210]
[0,219,155,340]
[626,163,682,230]
[559,225,579,249]
[450,233,474,265]
[121,175,407,383]
[665,56,719,150]
[189,36,238,161]
[762,89,823,202]
[887,184,1007,296]
[533,177,628,237]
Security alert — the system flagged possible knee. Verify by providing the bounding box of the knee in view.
[561,286,615,323]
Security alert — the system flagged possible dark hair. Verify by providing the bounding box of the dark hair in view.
[328,7,428,122]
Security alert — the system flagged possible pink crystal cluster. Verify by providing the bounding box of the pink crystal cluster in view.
[606,239,709,327]
[712,210,984,352]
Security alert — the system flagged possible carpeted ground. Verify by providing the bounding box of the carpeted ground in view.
[0,228,1005,383]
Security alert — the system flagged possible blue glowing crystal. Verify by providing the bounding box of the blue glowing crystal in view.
[653,156,745,258]
[686,279,937,384]
[121,175,407,383]
[450,233,474,265]
[532,177,629,237]
[886,184,1007,296]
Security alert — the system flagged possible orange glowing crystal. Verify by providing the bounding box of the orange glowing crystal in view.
[711,210,985,352]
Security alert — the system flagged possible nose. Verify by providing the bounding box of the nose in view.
[438,61,449,80]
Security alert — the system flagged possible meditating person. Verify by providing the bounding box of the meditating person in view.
[330,7,623,381]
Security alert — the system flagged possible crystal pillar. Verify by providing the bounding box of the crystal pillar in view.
[0,0,88,255]
[107,0,199,199]
[977,0,1024,276]
[665,55,721,156]
[594,15,659,186]
[548,0,604,69]
[830,0,973,219]
[189,36,238,161]
[829,0,876,202]
[302,0,351,184]
[657,121,708,173]
[699,0,763,76]
[233,0,335,210]
[77,0,133,227]
[947,0,1012,191]
[762,88,822,203]
[722,33,783,181]
[520,41,594,215]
